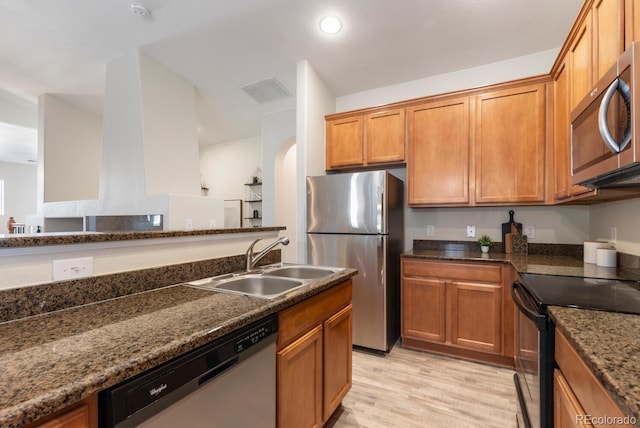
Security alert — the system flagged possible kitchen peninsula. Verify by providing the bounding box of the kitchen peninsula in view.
[0,227,357,427]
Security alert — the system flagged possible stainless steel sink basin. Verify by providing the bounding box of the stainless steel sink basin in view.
[186,275,304,299]
[184,264,344,299]
[264,265,338,279]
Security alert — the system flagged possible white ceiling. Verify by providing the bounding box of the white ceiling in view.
[0,0,583,164]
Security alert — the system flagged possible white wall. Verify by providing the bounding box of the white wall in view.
[140,52,201,196]
[261,108,296,226]
[0,161,37,232]
[199,136,261,200]
[590,199,640,256]
[199,136,262,227]
[336,49,560,112]
[296,60,336,261]
[0,90,37,128]
[40,94,102,202]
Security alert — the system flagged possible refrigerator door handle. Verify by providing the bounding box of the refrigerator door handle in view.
[377,235,386,286]
[377,189,384,233]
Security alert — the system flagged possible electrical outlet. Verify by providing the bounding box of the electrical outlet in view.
[523,225,536,239]
[209,219,217,228]
[426,225,435,236]
[53,257,94,281]
[185,218,193,230]
[466,225,476,238]
[611,226,617,243]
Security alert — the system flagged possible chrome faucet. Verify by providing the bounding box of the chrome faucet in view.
[245,236,290,271]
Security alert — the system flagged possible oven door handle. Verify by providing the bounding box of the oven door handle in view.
[511,281,547,330]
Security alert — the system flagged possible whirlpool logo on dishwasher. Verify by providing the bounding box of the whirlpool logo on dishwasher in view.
[149,383,168,396]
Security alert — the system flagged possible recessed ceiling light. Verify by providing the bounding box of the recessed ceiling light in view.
[131,3,151,17]
[319,16,342,35]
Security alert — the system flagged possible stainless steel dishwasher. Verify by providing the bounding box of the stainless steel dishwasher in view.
[100,315,277,428]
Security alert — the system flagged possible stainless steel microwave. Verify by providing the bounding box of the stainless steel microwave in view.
[571,41,640,189]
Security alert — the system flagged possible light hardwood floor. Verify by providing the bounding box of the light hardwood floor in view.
[326,344,518,428]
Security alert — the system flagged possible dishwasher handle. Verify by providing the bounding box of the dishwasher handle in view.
[199,357,238,386]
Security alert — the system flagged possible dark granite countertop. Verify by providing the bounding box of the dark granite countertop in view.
[0,226,286,249]
[402,249,640,281]
[0,268,357,428]
[549,306,640,425]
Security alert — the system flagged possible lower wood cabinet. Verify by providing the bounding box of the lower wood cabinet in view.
[277,280,353,428]
[554,329,632,427]
[25,395,97,428]
[401,259,514,367]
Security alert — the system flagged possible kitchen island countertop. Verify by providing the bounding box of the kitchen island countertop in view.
[0,268,357,428]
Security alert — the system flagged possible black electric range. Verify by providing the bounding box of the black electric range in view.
[519,273,640,315]
[512,273,640,428]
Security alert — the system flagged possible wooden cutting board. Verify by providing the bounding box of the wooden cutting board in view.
[501,210,522,246]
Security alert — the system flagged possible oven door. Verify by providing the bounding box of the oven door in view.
[511,281,551,428]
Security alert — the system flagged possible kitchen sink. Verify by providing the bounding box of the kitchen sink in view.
[184,263,344,299]
[264,265,339,279]
[186,275,304,299]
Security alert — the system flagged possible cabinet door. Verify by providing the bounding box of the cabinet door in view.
[593,0,624,81]
[325,115,363,169]
[554,59,572,200]
[401,277,446,343]
[277,325,323,428]
[553,370,593,428]
[37,405,90,428]
[474,84,546,204]
[449,281,502,354]
[569,11,593,111]
[555,61,596,202]
[323,304,353,422]
[365,108,405,164]
[407,97,470,205]
[625,0,640,48]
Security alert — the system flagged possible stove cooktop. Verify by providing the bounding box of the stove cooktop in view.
[520,273,640,315]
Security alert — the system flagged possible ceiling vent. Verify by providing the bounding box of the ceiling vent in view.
[241,77,293,104]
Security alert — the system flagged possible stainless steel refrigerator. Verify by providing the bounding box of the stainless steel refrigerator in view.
[306,171,404,352]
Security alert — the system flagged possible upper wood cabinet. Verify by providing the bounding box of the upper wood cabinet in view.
[407,97,470,206]
[474,83,547,205]
[553,59,595,202]
[569,10,594,112]
[325,115,364,169]
[568,0,624,111]
[325,108,405,170]
[593,0,625,82]
[625,0,640,48]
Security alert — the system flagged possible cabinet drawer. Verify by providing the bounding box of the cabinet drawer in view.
[278,280,352,348]
[402,259,502,284]
[555,329,630,426]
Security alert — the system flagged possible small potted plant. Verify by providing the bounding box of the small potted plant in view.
[478,235,492,253]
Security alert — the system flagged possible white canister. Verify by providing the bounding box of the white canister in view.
[596,248,617,267]
[584,241,609,264]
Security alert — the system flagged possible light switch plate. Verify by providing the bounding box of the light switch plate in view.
[53,257,94,281]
